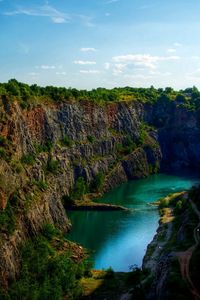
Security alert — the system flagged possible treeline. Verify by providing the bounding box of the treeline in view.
[1,79,200,109]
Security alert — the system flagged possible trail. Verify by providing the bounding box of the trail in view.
[177,199,200,300]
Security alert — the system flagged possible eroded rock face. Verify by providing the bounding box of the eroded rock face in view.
[0,97,199,287]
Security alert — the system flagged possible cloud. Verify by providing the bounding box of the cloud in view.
[80,47,97,52]
[5,4,95,27]
[112,54,180,69]
[174,42,182,47]
[80,70,100,74]
[74,60,96,65]
[104,62,111,70]
[112,63,127,75]
[105,12,111,16]
[186,68,200,79]
[167,48,176,53]
[56,71,66,75]
[4,4,70,23]
[36,65,56,69]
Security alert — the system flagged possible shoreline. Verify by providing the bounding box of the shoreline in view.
[66,202,130,211]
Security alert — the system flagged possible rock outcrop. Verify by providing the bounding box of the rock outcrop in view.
[0,95,200,288]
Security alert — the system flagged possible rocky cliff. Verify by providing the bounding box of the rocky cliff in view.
[0,94,199,289]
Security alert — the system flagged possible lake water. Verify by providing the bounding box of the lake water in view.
[67,173,199,271]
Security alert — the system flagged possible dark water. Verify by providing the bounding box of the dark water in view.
[67,173,199,271]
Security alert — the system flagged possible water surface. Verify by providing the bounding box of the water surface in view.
[67,173,199,271]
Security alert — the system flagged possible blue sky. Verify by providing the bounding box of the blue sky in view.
[1,0,200,89]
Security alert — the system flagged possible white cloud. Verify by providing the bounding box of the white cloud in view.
[4,5,93,26]
[167,48,176,53]
[80,47,97,52]
[149,70,172,76]
[56,71,66,75]
[4,4,70,24]
[123,74,153,80]
[174,42,182,47]
[104,62,111,70]
[35,65,56,69]
[80,70,100,74]
[112,54,180,69]
[74,60,96,65]
[186,68,200,79]
[112,63,127,75]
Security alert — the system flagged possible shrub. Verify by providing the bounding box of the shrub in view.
[0,203,16,234]
[21,154,35,165]
[7,235,85,300]
[42,223,59,240]
[90,172,105,192]
[61,135,73,147]
[87,135,95,143]
[32,180,49,191]
[69,177,88,201]
[46,159,60,174]
[34,140,53,153]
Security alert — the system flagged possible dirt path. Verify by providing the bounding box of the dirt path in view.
[177,199,200,300]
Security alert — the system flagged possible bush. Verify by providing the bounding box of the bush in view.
[21,154,35,165]
[90,172,105,192]
[7,235,85,300]
[61,135,73,147]
[87,135,95,143]
[46,159,60,174]
[0,203,16,234]
[32,180,49,191]
[69,177,88,201]
[35,140,53,153]
[42,223,59,240]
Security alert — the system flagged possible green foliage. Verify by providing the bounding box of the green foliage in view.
[61,135,73,147]
[87,135,96,143]
[32,180,49,191]
[11,160,23,173]
[46,159,60,174]
[0,203,16,234]
[6,235,86,300]
[21,153,35,165]
[69,177,88,201]
[34,140,53,153]
[90,172,105,192]
[174,199,186,215]
[1,79,200,112]
[42,223,59,241]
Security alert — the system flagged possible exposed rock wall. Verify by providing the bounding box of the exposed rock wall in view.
[0,96,200,288]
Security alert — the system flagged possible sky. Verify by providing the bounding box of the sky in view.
[1,0,200,90]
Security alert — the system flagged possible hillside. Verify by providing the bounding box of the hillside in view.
[0,80,200,299]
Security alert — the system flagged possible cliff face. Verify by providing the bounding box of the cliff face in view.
[144,100,200,170]
[0,96,199,287]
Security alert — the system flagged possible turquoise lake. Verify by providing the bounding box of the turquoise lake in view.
[67,173,199,272]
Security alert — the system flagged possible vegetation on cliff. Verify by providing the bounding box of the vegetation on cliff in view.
[1,79,200,109]
[0,224,91,300]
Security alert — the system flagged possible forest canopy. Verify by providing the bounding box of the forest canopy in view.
[1,79,200,110]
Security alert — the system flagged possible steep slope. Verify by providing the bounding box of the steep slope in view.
[0,97,160,288]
